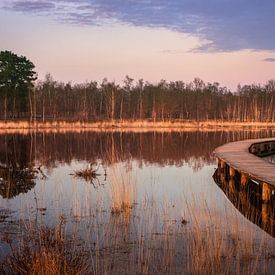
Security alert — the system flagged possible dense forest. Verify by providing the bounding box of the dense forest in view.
[1,51,275,122]
[1,75,275,122]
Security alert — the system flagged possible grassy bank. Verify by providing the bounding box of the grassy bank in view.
[1,120,275,133]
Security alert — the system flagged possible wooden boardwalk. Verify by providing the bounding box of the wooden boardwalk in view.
[214,138,275,187]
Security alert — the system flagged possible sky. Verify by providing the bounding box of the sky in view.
[0,0,275,90]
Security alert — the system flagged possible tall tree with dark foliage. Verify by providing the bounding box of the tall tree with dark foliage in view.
[0,51,37,120]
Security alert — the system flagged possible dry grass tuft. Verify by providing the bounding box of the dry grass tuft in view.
[109,166,136,216]
[1,119,275,134]
[1,223,89,275]
[72,165,100,182]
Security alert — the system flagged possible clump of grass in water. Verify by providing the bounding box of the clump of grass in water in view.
[109,165,136,216]
[72,164,100,182]
[0,219,89,275]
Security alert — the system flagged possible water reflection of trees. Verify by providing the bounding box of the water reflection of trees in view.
[0,168,36,199]
[0,130,273,198]
[0,135,36,198]
[0,130,273,170]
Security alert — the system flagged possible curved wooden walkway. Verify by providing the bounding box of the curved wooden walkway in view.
[215,138,275,186]
[214,138,275,202]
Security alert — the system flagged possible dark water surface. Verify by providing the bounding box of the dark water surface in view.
[0,130,274,273]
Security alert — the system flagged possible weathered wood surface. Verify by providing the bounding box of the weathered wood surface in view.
[214,138,275,187]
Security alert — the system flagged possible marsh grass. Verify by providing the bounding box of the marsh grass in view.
[72,165,100,182]
[0,220,89,275]
[77,188,274,275]
[1,167,274,274]
[109,164,137,215]
[1,120,275,134]
[1,199,273,274]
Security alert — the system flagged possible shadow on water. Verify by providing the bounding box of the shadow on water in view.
[213,168,275,237]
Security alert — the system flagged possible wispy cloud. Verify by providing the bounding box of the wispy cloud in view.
[2,0,275,52]
[7,0,55,13]
[161,49,187,55]
[263,57,275,63]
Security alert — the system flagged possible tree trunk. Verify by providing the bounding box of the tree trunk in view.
[28,87,33,122]
[4,95,7,122]
[111,89,115,121]
[42,98,45,123]
[120,94,124,121]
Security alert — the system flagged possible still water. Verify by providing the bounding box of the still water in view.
[0,130,274,273]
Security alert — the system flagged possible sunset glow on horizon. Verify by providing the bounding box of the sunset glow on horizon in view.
[1,0,275,91]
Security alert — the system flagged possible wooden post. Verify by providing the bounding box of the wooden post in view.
[239,188,248,206]
[262,183,272,202]
[229,167,235,178]
[218,159,226,169]
[229,178,235,194]
[261,203,269,225]
[241,173,248,186]
[220,173,226,185]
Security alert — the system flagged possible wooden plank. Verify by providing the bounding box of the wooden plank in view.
[214,138,275,187]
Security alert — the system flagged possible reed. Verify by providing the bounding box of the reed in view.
[1,120,275,134]
[0,221,89,275]
[72,165,100,182]
[0,170,274,274]
[73,190,273,275]
[108,164,137,215]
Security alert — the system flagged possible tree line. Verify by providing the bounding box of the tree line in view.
[1,51,275,122]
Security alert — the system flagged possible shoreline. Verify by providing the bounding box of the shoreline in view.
[0,120,275,134]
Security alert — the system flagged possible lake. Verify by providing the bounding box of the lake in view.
[0,130,274,274]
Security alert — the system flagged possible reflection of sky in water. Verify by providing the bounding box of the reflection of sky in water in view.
[0,131,274,265]
[0,159,273,241]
